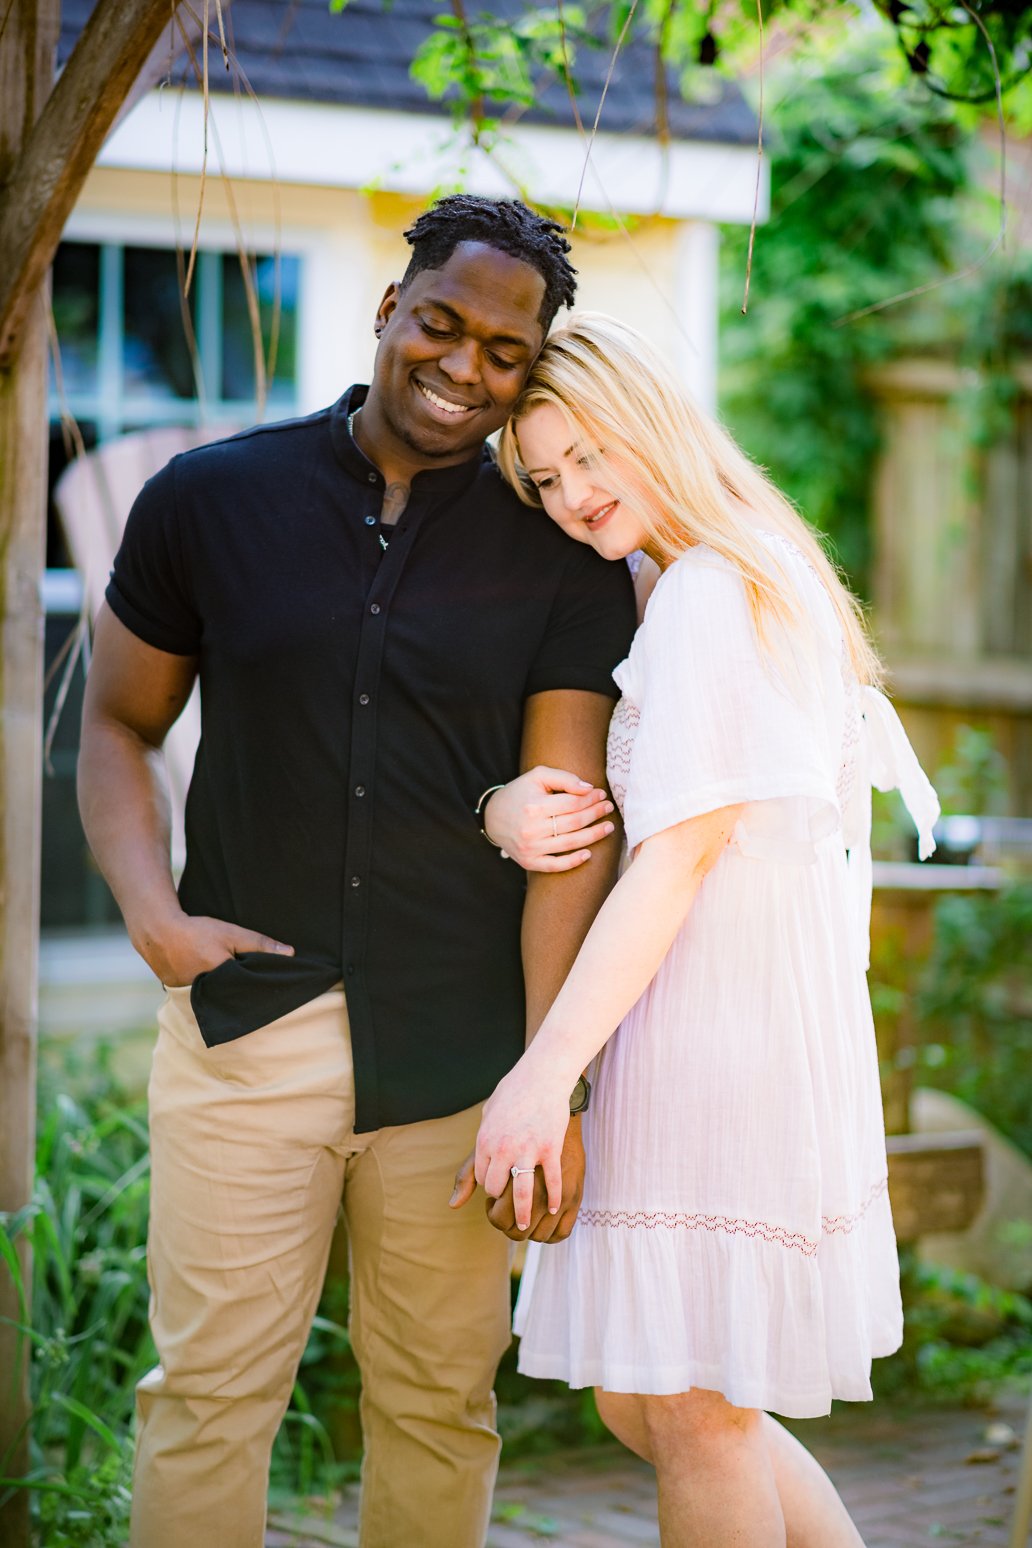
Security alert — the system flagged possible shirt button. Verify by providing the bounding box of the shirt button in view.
[354,785,366,798]
[358,693,370,705]
[364,515,376,526]
[351,875,361,888]
[370,603,381,615]
[367,472,377,484]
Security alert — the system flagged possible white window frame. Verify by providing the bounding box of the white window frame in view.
[50,217,307,442]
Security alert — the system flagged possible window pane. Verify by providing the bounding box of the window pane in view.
[221,253,299,404]
[123,247,196,399]
[51,243,100,396]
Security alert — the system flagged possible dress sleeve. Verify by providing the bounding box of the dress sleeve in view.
[105,457,202,656]
[617,553,841,857]
[525,542,637,700]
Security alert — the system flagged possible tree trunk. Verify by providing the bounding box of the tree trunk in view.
[0,302,49,1548]
[0,7,60,1541]
[1,5,191,1542]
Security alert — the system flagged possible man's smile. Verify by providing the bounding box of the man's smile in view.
[415,378,480,418]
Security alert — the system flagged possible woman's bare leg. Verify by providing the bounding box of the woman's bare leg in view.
[762,1416,865,1548]
[598,1387,784,1547]
[595,1389,864,1548]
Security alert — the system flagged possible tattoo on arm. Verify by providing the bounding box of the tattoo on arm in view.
[381,482,410,525]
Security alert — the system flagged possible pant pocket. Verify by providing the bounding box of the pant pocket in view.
[157,983,216,1059]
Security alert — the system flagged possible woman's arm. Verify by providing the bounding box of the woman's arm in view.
[473,801,742,1228]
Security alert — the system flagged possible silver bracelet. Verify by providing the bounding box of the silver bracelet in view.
[475,783,508,851]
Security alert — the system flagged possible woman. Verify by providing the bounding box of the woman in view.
[467,314,939,1546]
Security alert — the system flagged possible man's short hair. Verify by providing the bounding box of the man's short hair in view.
[402,196,577,332]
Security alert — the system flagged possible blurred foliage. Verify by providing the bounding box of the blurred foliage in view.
[916,880,1032,1157]
[875,1252,1032,1401]
[718,37,973,588]
[331,0,1032,139]
[0,1049,151,1545]
[410,5,589,135]
[933,724,1010,817]
[947,252,1032,451]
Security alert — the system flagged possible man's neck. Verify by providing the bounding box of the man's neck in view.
[352,397,480,489]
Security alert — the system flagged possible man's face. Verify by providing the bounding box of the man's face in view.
[367,242,547,467]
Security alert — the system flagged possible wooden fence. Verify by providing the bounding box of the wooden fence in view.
[868,357,1032,813]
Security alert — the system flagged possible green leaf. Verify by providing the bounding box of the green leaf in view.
[50,1394,121,1455]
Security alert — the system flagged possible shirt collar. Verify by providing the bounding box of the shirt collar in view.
[330,385,489,500]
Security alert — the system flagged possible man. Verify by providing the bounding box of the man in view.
[77,195,636,1548]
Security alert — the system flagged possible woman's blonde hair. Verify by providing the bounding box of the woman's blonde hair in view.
[497,312,882,687]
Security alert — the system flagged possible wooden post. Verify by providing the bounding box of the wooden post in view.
[0,6,194,1542]
[0,9,61,1542]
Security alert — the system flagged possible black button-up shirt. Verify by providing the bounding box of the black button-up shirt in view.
[106,387,636,1129]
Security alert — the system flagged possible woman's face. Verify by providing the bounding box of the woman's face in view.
[516,403,649,561]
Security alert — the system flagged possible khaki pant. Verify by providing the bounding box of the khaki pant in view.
[131,986,512,1548]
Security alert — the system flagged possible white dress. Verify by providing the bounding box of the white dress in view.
[513,533,939,1420]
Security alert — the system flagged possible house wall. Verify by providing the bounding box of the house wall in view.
[69,168,719,412]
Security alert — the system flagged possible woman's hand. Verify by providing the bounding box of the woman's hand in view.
[484,766,615,871]
[473,1058,573,1230]
[450,1119,586,1242]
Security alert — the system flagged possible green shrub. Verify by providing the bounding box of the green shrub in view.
[0,1051,152,1544]
[917,882,1032,1158]
[875,1254,1032,1402]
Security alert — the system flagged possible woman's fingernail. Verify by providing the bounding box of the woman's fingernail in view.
[604,802,614,814]
[577,780,592,789]
[603,823,614,835]
[549,1207,559,1215]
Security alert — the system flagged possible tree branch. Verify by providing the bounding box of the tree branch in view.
[0,0,193,370]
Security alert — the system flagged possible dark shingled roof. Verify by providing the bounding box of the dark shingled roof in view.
[59,0,756,146]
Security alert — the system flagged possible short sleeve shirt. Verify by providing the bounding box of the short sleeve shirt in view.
[106,387,636,1129]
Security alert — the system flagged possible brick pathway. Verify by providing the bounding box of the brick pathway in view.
[267,1391,1029,1547]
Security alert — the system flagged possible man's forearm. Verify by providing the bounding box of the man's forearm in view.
[516,688,623,1043]
[521,832,622,1042]
[77,719,182,947]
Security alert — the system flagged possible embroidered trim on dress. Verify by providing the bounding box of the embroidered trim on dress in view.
[606,696,640,816]
[578,1178,888,1258]
[821,1175,888,1236]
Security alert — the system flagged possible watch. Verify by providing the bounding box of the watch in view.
[569,1075,591,1115]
